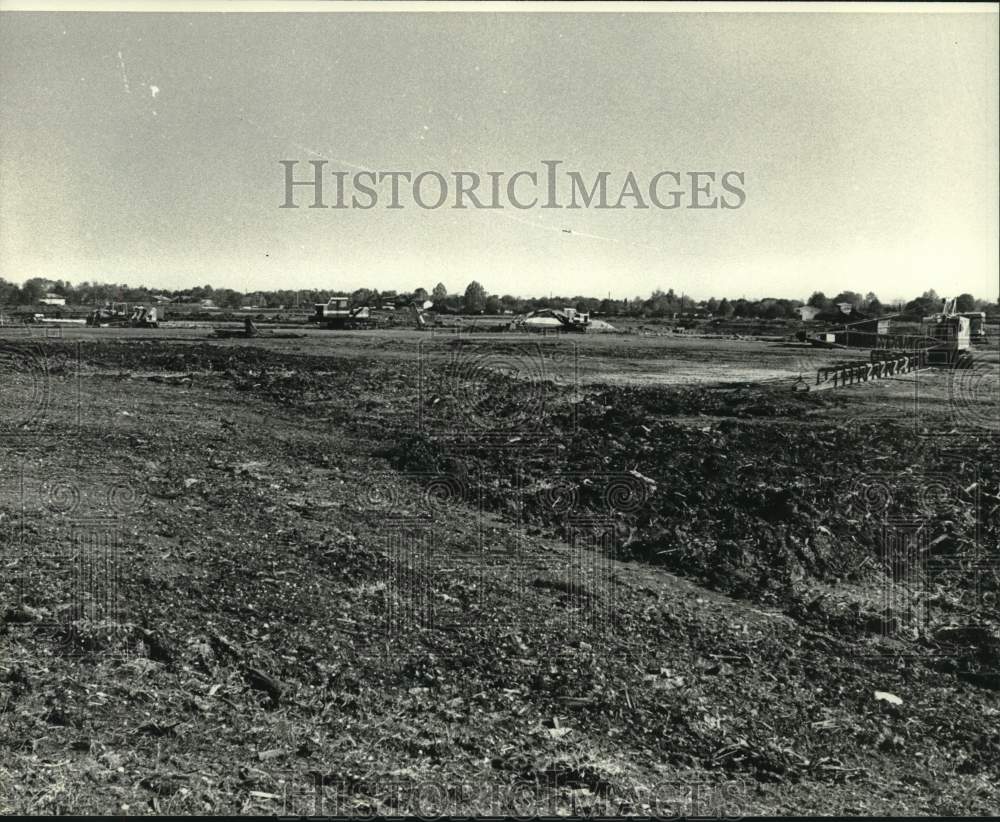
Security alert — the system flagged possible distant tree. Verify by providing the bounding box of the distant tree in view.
[19,278,46,304]
[759,299,785,319]
[463,281,487,313]
[217,289,243,310]
[733,298,753,318]
[413,287,429,304]
[905,295,940,317]
[759,298,797,319]
[484,294,501,314]
[832,291,863,310]
[351,288,374,306]
[0,277,20,304]
[955,293,976,312]
[717,298,734,318]
[499,294,522,313]
[648,289,671,317]
[432,283,448,302]
[598,298,621,316]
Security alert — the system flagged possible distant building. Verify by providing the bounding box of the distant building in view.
[796,305,821,321]
[39,293,66,306]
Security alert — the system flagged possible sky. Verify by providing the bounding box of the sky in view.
[1,7,997,301]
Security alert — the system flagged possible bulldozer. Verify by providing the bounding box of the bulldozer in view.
[128,306,160,328]
[86,303,159,328]
[311,297,373,330]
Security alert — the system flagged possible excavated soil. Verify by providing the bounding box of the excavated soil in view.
[0,333,998,814]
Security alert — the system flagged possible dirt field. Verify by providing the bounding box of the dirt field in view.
[1,325,998,815]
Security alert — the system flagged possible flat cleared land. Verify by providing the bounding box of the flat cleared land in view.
[1,326,998,815]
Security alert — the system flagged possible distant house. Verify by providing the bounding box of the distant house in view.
[796,305,821,321]
[39,293,66,306]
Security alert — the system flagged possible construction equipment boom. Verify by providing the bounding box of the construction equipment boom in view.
[795,297,973,392]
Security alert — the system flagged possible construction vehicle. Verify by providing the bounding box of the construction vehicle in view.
[796,297,973,391]
[920,300,973,366]
[129,306,159,328]
[516,307,592,333]
[407,300,436,329]
[410,301,469,330]
[86,303,159,328]
[956,312,987,344]
[86,304,127,326]
[311,297,373,330]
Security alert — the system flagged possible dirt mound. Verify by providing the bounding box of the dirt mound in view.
[387,381,996,614]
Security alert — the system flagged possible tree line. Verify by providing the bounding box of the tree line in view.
[1,276,995,320]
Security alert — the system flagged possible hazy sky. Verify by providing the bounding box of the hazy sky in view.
[1,9,997,300]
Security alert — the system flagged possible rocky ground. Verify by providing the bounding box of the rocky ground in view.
[0,332,997,814]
